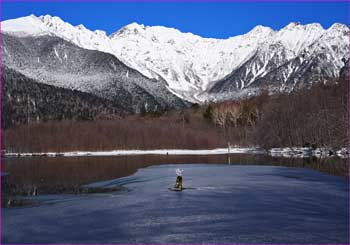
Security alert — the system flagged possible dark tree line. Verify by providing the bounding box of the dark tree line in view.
[2,66,124,129]
[254,78,347,148]
[203,76,347,149]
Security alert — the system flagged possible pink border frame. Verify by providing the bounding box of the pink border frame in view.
[0,0,350,2]
[0,1,349,245]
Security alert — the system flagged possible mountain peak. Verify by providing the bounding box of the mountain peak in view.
[125,22,145,29]
[281,22,303,30]
[281,22,325,32]
[76,24,87,31]
[327,23,349,32]
[110,22,146,38]
[2,14,50,36]
[39,14,65,25]
[305,23,323,29]
[247,25,274,36]
[291,21,301,25]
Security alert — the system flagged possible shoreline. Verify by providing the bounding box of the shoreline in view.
[2,147,348,158]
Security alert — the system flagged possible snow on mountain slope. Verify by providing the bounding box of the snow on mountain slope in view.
[2,33,188,113]
[273,22,324,56]
[208,22,349,98]
[2,15,113,53]
[109,24,278,102]
[2,15,349,103]
[1,15,50,36]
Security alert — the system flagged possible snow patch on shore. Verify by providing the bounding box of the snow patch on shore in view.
[3,147,348,158]
[3,147,266,158]
[269,147,349,158]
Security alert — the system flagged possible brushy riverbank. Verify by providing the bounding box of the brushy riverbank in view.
[3,79,347,153]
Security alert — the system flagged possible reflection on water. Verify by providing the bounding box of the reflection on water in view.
[2,154,348,197]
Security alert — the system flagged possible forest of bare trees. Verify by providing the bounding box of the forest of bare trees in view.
[204,77,347,148]
[254,79,347,148]
[2,75,348,152]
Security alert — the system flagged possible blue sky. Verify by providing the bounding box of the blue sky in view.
[2,2,349,38]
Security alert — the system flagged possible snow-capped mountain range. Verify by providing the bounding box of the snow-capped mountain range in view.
[2,14,349,104]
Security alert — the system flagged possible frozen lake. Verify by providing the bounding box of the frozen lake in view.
[2,162,349,244]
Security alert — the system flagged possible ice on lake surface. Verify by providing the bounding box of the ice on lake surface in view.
[3,164,349,244]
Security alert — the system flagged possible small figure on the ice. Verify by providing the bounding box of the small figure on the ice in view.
[174,168,184,190]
